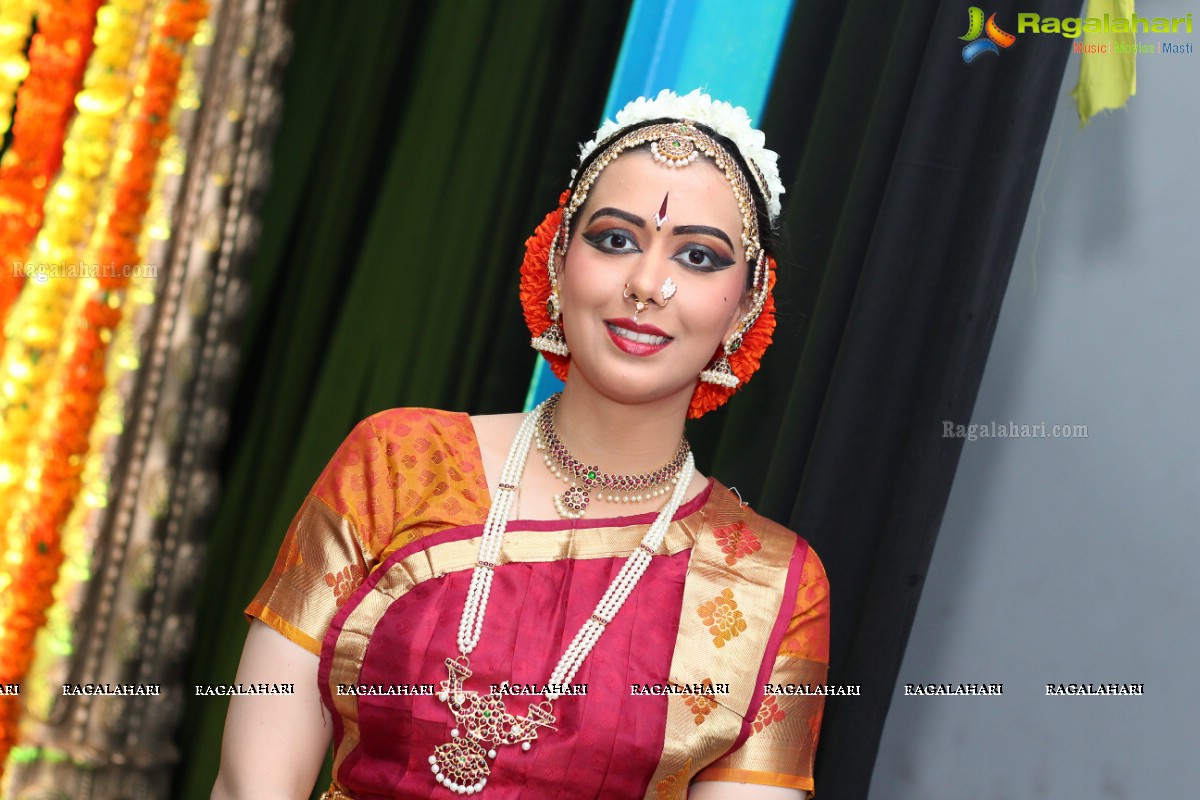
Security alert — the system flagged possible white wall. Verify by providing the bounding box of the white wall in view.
[870,43,1200,800]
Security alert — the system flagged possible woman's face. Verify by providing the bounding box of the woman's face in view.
[559,148,749,411]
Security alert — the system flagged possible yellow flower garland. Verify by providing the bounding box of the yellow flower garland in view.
[0,0,150,547]
[15,0,156,728]
[0,0,38,135]
[0,0,209,774]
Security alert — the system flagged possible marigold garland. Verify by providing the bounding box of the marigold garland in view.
[24,261,153,724]
[519,190,572,381]
[20,0,160,727]
[0,0,209,773]
[0,0,150,551]
[0,0,104,343]
[520,192,777,419]
[0,0,38,136]
[0,1,107,706]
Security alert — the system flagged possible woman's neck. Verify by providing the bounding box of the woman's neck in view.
[552,382,691,477]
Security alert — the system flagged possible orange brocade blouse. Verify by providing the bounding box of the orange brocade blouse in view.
[246,409,830,799]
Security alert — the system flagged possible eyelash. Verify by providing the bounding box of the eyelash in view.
[674,246,733,272]
[582,229,734,272]
[582,229,641,254]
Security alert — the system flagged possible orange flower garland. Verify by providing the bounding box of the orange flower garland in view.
[0,0,150,554]
[520,191,777,419]
[519,190,571,382]
[0,0,209,772]
[0,0,38,135]
[19,0,160,725]
[0,0,104,341]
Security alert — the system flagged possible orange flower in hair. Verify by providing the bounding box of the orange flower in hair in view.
[687,258,776,418]
[519,190,572,383]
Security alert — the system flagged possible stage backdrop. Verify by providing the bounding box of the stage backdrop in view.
[175,1,1081,798]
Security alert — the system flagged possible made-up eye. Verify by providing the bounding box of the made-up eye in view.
[673,245,733,272]
[583,229,642,254]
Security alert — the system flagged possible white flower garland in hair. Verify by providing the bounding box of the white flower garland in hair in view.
[576,88,785,220]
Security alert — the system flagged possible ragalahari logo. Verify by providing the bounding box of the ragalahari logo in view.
[960,7,1017,62]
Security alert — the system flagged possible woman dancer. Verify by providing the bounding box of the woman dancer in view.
[213,89,830,800]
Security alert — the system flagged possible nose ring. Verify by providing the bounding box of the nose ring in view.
[660,277,677,303]
[623,279,678,323]
[623,284,650,322]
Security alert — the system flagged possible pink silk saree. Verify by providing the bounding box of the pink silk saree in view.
[247,409,830,799]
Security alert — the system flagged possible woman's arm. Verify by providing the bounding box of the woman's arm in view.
[210,621,332,800]
[691,786,801,796]
[689,782,807,800]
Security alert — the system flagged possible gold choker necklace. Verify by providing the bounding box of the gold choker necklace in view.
[534,393,690,519]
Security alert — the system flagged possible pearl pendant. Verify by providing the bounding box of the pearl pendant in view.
[433,398,695,795]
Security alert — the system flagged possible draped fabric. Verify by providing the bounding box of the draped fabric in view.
[706,2,1085,797]
[245,407,828,798]
[177,0,1080,797]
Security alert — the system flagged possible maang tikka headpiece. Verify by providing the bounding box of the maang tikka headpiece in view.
[522,89,784,418]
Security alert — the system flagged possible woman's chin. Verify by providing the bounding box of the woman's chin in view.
[567,367,698,410]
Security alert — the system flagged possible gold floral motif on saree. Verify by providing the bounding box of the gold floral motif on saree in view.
[751,695,786,734]
[697,587,748,648]
[642,486,802,797]
[654,756,693,800]
[326,564,365,607]
[682,679,719,725]
[713,521,763,565]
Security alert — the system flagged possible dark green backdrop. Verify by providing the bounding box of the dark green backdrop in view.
[175,1,1078,798]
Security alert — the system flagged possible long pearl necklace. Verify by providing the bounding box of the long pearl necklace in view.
[429,395,696,795]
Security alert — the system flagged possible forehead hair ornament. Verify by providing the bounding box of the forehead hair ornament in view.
[522,90,782,418]
[578,89,784,219]
[563,120,765,261]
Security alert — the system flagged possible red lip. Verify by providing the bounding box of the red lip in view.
[606,318,670,337]
[604,318,673,357]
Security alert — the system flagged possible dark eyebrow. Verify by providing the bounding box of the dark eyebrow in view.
[672,224,734,250]
[586,207,646,228]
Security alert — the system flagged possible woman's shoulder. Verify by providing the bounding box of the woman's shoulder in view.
[704,481,815,546]
[350,408,528,455]
[353,406,476,444]
[314,407,483,490]
[312,408,487,510]
[704,482,827,586]
[703,488,830,666]
[307,408,493,559]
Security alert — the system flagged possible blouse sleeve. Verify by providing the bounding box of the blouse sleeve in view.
[244,416,396,656]
[692,545,831,794]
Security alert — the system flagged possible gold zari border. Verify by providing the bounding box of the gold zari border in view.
[641,489,795,798]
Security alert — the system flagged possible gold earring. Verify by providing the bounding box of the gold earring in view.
[531,232,570,357]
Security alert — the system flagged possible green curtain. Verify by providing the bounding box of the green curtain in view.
[174,1,631,796]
